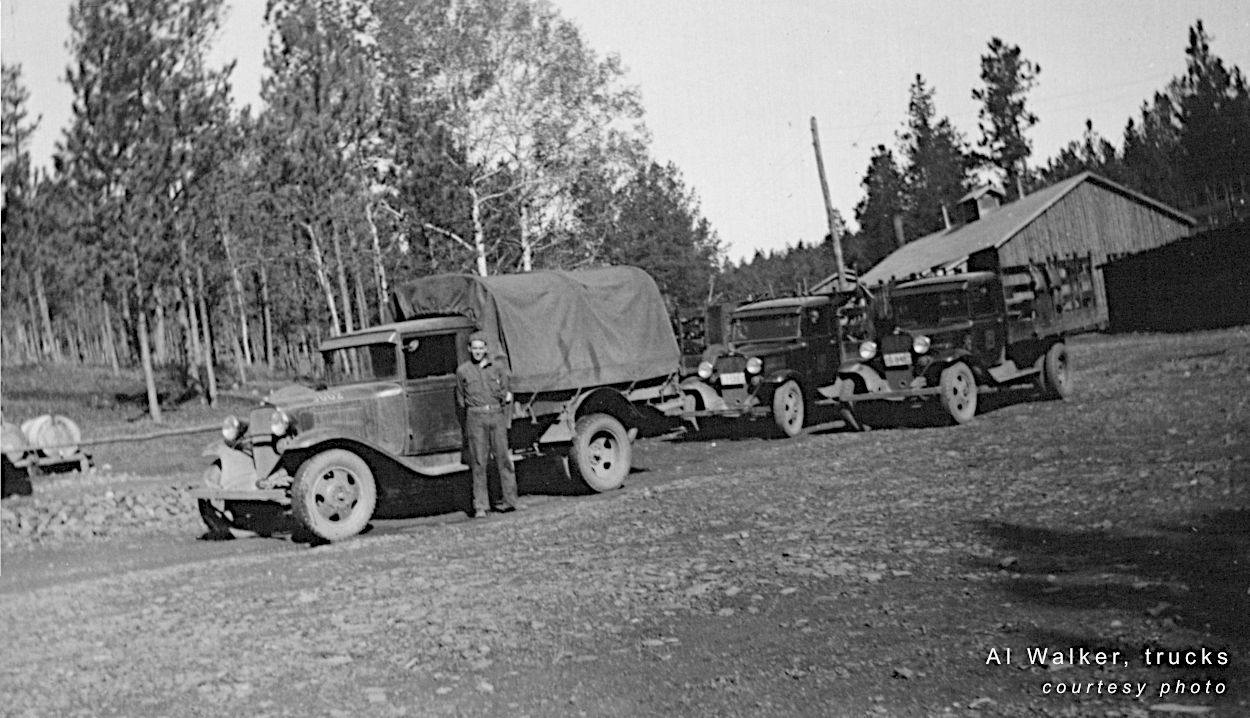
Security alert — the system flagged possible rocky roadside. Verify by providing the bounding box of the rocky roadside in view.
[0,329,1246,717]
[2,473,202,547]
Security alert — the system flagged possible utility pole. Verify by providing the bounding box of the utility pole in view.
[810,117,848,290]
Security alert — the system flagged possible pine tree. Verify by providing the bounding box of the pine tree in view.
[972,38,1040,200]
[59,0,233,420]
[899,74,972,238]
[851,145,907,270]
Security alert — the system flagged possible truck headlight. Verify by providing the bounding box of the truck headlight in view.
[697,361,714,380]
[858,341,878,361]
[745,357,763,374]
[270,408,292,437]
[222,415,247,442]
[912,335,931,354]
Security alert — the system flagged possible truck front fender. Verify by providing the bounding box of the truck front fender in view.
[678,377,730,412]
[283,428,399,460]
[836,364,892,397]
[761,369,803,390]
[923,349,977,382]
[201,441,262,492]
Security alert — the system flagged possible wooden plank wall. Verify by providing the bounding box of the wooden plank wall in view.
[999,182,1193,324]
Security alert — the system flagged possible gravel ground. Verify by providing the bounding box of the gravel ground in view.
[1,328,1246,717]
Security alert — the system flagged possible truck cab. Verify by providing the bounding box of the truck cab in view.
[842,263,1092,425]
[195,317,477,541]
[683,289,870,436]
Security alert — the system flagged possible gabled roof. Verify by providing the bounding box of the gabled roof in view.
[861,172,1195,286]
[957,182,1005,203]
[733,294,832,315]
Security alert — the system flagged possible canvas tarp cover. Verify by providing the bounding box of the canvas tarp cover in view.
[390,267,680,392]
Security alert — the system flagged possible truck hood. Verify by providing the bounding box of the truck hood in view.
[893,319,974,337]
[724,339,806,358]
[265,382,404,412]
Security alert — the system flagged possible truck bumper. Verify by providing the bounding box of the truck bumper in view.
[837,363,940,404]
[189,488,290,503]
[198,441,289,503]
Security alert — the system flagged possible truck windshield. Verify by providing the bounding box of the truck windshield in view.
[892,290,969,328]
[730,313,800,341]
[323,343,400,384]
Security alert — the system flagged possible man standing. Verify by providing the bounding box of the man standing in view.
[455,332,519,518]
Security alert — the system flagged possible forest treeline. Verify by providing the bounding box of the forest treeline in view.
[2,1,1246,421]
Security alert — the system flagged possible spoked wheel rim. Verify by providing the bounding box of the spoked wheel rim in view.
[1052,349,1070,392]
[945,372,972,412]
[585,433,619,479]
[939,362,978,424]
[310,467,363,524]
[778,386,803,429]
[772,380,805,437]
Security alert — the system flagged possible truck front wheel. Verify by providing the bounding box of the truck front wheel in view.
[772,380,805,437]
[568,413,631,492]
[1039,342,1071,399]
[938,362,978,424]
[290,449,377,541]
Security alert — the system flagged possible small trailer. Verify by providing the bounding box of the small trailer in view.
[2,416,92,496]
[192,267,689,541]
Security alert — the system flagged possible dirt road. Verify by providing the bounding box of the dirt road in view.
[1,329,1247,717]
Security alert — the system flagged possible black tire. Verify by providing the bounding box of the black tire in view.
[938,362,978,424]
[771,380,805,438]
[1040,342,1071,399]
[567,413,631,492]
[1,456,33,497]
[289,449,377,541]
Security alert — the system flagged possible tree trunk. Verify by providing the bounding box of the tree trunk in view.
[519,203,533,272]
[470,187,489,276]
[120,291,136,365]
[330,221,355,334]
[136,300,163,422]
[153,287,169,366]
[175,287,202,399]
[230,323,248,387]
[220,228,253,366]
[32,268,58,361]
[259,266,274,370]
[178,239,204,390]
[302,222,343,336]
[352,262,369,330]
[364,202,390,322]
[196,265,219,405]
[103,302,121,374]
[72,289,91,362]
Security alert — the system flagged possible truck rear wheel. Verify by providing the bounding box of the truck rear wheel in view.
[938,362,978,424]
[772,380,805,437]
[290,449,377,541]
[1040,342,1071,399]
[568,413,631,492]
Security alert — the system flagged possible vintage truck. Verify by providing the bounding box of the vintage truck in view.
[192,267,688,541]
[680,285,873,437]
[838,254,1102,424]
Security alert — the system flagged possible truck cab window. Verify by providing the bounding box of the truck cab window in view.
[404,333,459,379]
[324,343,399,384]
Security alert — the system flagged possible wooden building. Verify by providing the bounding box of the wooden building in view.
[859,172,1196,324]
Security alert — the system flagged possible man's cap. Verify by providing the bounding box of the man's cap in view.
[468,331,488,347]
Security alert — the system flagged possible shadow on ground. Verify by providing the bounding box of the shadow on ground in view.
[974,506,1250,655]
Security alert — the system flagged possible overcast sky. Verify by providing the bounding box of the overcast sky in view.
[3,0,1248,262]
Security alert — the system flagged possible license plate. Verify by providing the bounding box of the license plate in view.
[720,371,746,386]
[884,352,912,367]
